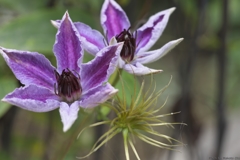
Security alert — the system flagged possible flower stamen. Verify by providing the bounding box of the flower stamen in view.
[54,69,82,103]
[116,27,136,62]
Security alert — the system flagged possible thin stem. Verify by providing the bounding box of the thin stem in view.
[123,129,130,160]
[129,138,140,160]
[111,69,123,87]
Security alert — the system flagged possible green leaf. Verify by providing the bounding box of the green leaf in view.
[0,77,17,118]
[0,8,96,54]
[0,0,49,13]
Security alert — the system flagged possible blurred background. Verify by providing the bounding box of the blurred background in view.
[0,0,239,159]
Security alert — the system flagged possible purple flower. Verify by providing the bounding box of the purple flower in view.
[52,0,183,75]
[0,12,123,132]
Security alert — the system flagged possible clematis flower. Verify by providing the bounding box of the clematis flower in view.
[52,0,183,75]
[0,12,123,132]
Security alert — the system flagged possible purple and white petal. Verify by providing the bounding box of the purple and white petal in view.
[51,20,106,56]
[101,0,130,41]
[80,43,123,92]
[74,22,106,55]
[59,101,79,132]
[80,83,117,108]
[2,85,60,112]
[0,47,56,89]
[136,7,175,53]
[135,38,183,64]
[53,12,83,73]
[123,62,162,75]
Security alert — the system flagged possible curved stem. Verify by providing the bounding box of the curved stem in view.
[111,69,123,87]
[123,128,130,160]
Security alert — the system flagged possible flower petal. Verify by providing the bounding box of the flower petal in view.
[2,85,60,112]
[53,12,83,73]
[51,20,106,56]
[0,47,56,89]
[136,7,175,53]
[80,43,123,92]
[123,62,162,75]
[59,101,79,132]
[101,0,130,41]
[80,83,118,108]
[74,22,106,55]
[135,38,183,64]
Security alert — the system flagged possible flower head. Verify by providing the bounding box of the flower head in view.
[77,78,185,160]
[52,0,183,75]
[0,12,123,132]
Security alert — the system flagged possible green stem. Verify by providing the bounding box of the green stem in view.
[123,128,130,160]
[111,69,123,87]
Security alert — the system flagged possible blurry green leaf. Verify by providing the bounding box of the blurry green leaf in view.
[207,0,221,31]
[116,71,140,105]
[0,77,17,118]
[0,0,48,13]
[177,0,198,21]
[229,0,240,25]
[0,8,96,54]
[98,71,140,119]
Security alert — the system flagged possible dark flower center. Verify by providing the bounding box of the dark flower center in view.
[54,69,82,103]
[115,28,136,62]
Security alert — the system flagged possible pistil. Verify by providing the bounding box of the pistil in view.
[115,28,136,62]
[54,69,82,103]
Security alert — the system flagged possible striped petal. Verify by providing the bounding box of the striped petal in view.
[53,12,83,73]
[135,38,183,64]
[0,47,55,89]
[101,0,130,41]
[136,8,175,53]
[80,43,123,92]
[80,83,118,108]
[2,85,60,112]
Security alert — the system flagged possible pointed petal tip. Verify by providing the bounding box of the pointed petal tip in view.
[155,70,163,73]
[179,37,184,41]
[62,11,71,22]
[147,69,163,75]
[175,38,184,44]
[63,125,70,132]
[1,98,7,102]
[0,46,6,52]
[51,20,59,28]
[142,69,163,75]
[109,37,117,45]
[110,88,118,95]
[168,7,176,14]
[64,10,69,16]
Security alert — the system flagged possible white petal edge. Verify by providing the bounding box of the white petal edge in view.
[80,83,118,108]
[135,38,183,64]
[123,62,162,76]
[136,7,176,53]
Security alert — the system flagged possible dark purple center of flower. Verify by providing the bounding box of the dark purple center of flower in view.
[115,28,136,62]
[54,69,82,103]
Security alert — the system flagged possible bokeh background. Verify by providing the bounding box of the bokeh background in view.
[0,0,239,160]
